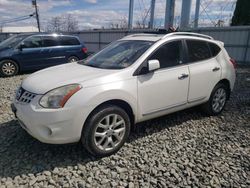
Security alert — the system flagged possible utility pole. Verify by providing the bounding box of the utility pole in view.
[149,0,156,29]
[194,0,201,28]
[128,0,134,30]
[32,0,40,32]
[180,0,192,29]
[165,0,175,29]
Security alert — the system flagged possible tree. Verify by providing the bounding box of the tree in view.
[231,0,250,26]
[46,16,63,32]
[46,14,79,32]
[134,7,150,29]
[63,14,79,32]
[109,16,128,29]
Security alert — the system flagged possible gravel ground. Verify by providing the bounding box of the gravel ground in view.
[0,68,249,188]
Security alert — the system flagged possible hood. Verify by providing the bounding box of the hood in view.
[22,63,115,94]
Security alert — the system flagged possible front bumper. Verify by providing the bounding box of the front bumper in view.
[11,96,90,144]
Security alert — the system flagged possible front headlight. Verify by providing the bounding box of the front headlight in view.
[39,84,82,108]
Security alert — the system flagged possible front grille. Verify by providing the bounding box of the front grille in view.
[16,87,36,104]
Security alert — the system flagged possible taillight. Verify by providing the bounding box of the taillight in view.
[82,47,87,54]
[230,58,237,69]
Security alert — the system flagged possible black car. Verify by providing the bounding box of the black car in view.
[0,33,88,77]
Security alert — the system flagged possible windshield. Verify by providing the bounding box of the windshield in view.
[0,35,26,49]
[79,40,153,69]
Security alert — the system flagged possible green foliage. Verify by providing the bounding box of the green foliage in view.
[231,0,250,26]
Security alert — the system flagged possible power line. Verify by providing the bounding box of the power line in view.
[0,14,34,25]
[32,0,40,32]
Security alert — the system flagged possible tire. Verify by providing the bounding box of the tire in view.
[68,56,79,63]
[81,105,131,157]
[0,60,19,77]
[202,83,229,116]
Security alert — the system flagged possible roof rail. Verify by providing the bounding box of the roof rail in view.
[162,32,213,40]
[125,33,160,38]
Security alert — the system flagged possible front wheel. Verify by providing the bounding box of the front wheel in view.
[81,105,131,157]
[0,60,19,77]
[202,83,229,116]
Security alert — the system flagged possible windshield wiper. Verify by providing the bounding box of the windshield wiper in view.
[78,60,101,68]
[86,64,99,68]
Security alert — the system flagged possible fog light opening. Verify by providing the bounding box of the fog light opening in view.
[48,127,53,136]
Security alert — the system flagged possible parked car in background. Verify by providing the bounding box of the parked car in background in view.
[12,32,236,157]
[0,33,88,77]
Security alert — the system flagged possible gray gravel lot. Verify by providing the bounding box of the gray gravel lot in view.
[0,69,250,188]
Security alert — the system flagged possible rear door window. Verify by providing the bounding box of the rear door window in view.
[186,40,211,62]
[42,36,59,47]
[22,36,42,48]
[60,36,80,46]
[208,42,221,57]
[149,40,183,69]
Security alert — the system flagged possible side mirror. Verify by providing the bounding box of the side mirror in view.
[148,59,160,72]
[18,44,25,51]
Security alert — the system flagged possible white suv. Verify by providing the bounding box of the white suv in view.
[12,32,236,157]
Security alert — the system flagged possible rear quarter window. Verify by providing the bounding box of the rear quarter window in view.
[60,36,80,46]
[186,40,211,62]
[208,42,221,57]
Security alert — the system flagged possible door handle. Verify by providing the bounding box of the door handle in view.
[212,67,220,72]
[178,74,189,80]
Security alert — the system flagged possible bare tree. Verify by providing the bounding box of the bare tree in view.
[46,14,79,32]
[119,16,128,29]
[46,16,63,32]
[63,14,79,32]
[109,16,128,29]
[108,10,150,30]
[0,25,3,33]
[134,7,150,29]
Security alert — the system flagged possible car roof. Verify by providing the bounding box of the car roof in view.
[121,34,164,42]
[16,33,78,38]
[121,32,215,42]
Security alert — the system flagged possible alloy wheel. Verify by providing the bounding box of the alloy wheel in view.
[212,88,227,113]
[94,114,126,151]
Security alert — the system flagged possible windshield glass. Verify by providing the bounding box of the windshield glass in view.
[79,40,153,69]
[0,35,26,49]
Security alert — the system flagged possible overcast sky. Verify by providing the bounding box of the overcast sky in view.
[0,0,237,30]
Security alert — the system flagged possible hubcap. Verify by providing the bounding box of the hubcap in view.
[212,88,226,113]
[94,114,126,151]
[69,58,78,63]
[2,62,16,75]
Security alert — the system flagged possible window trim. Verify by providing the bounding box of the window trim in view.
[18,35,43,49]
[42,36,60,47]
[59,36,81,46]
[207,42,222,58]
[133,39,187,76]
[15,35,82,49]
[184,39,221,64]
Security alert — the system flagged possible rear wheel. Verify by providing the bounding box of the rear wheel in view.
[202,83,229,116]
[0,60,19,77]
[81,105,131,157]
[68,56,79,63]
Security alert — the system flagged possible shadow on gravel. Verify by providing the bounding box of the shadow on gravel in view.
[0,120,92,178]
[0,107,204,179]
[130,107,204,139]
